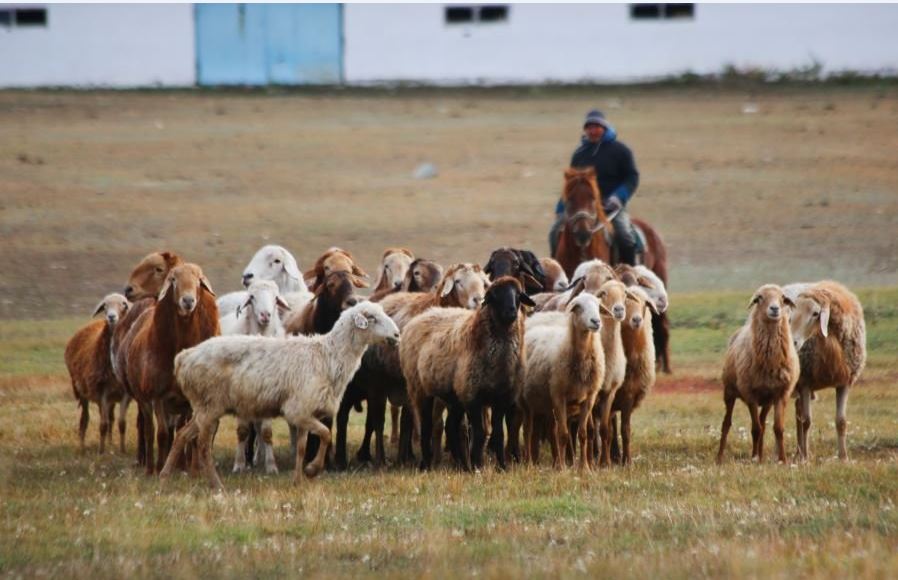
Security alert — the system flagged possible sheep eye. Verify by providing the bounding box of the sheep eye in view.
[812,311,819,318]
[274,259,281,264]
[155,267,164,274]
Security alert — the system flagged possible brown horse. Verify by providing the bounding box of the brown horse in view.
[554,167,613,278]
[554,167,672,373]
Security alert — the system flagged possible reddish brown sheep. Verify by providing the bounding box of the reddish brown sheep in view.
[121,263,219,474]
[64,293,131,454]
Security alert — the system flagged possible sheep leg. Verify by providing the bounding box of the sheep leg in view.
[610,413,622,465]
[292,427,309,485]
[118,393,130,454]
[397,406,416,466]
[233,420,251,473]
[716,394,735,464]
[447,405,470,470]
[748,402,762,463]
[417,396,435,470]
[390,403,401,447]
[136,405,147,466]
[139,402,156,476]
[773,397,787,463]
[835,386,849,460]
[74,398,88,453]
[99,394,113,455]
[522,410,533,464]
[303,418,332,479]
[506,407,523,464]
[586,412,598,469]
[758,404,771,463]
[467,401,487,471]
[552,399,569,471]
[160,417,198,480]
[794,396,805,462]
[334,396,353,470]
[597,393,614,468]
[797,388,813,462]
[153,402,172,474]
[432,399,446,467]
[621,405,634,466]
[368,393,388,469]
[197,417,222,490]
[576,400,592,472]
[547,415,560,466]
[258,420,278,474]
[490,403,508,471]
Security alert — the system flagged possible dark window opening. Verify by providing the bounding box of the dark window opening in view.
[665,3,694,19]
[630,4,694,21]
[446,7,474,24]
[631,4,661,19]
[479,5,508,23]
[15,8,47,27]
[0,10,12,27]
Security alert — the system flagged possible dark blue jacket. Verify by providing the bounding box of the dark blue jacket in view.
[556,127,639,215]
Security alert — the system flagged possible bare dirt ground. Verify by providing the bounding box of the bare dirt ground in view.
[1,86,897,319]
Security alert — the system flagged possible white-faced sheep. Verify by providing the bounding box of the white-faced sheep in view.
[64,293,131,454]
[160,302,400,489]
[787,280,866,461]
[610,286,659,465]
[717,284,800,464]
[401,276,534,471]
[217,245,311,316]
[520,293,605,470]
[369,248,415,301]
[616,263,672,375]
[219,279,291,475]
[539,257,570,293]
[536,259,617,313]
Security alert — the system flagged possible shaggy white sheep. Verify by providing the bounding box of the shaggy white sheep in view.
[160,301,400,489]
[217,245,312,316]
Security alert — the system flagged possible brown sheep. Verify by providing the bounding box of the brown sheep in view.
[610,286,659,465]
[303,247,368,292]
[787,281,866,461]
[536,259,618,313]
[336,263,486,469]
[539,257,570,293]
[589,279,628,467]
[64,293,131,454]
[717,284,800,464]
[121,263,219,474]
[112,250,183,460]
[402,277,534,471]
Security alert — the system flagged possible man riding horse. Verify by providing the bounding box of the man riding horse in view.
[550,109,640,265]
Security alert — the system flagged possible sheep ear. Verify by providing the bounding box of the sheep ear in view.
[570,279,586,299]
[522,272,541,291]
[519,292,536,308]
[200,276,216,297]
[352,264,369,280]
[276,295,292,311]
[158,277,173,301]
[820,305,830,337]
[747,294,761,309]
[353,312,369,329]
[351,275,370,289]
[599,302,614,317]
[439,277,455,297]
[282,253,302,283]
[636,276,655,290]
[645,299,660,316]
[92,300,106,317]
[242,295,253,310]
[372,265,386,290]
[783,296,796,309]
[566,299,581,314]
[566,276,583,291]
[483,256,495,277]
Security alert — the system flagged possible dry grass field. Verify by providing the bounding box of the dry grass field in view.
[1,85,897,578]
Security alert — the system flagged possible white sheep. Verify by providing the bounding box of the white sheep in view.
[160,301,400,489]
[219,279,291,475]
[520,293,605,470]
[217,244,312,316]
[787,280,866,461]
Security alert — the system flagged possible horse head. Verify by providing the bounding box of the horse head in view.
[562,167,613,249]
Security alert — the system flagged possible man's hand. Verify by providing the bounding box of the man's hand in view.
[603,195,622,214]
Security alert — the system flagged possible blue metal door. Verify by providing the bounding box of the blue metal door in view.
[196,4,342,86]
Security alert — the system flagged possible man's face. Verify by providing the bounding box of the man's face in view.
[584,123,605,143]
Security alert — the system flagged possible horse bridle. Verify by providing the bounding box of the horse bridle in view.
[566,208,621,235]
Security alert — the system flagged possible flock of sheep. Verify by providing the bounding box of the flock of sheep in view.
[64,243,866,489]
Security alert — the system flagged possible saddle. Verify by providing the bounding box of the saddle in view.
[604,222,647,265]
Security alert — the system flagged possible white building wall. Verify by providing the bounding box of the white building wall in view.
[0,4,195,87]
[344,4,898,84]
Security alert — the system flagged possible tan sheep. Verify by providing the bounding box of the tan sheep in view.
[787,280,866,461]
[717,284,800,464]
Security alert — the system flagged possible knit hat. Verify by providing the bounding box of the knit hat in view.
[583,109,609,129]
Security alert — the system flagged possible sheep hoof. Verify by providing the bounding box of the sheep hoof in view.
[232,464,248,474]
[264,465,279,475]
[304,463,323,478]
